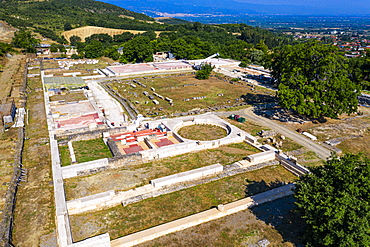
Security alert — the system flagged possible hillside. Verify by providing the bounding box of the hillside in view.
[155,17,190,25]
[0,0,167,43]
[0,0,295,60]
[63,26,163,42]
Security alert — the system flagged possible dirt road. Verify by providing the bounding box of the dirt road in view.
[0,54,26,99]
[216,107,332,160]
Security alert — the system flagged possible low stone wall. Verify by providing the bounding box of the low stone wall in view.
[120,160,278,207]
[0,60,28,247]
[276,153,310,176]
[110,184,295,247]
[106,138,122,157]
[67,160,278,215]
[56,126,128,143]
[0,127,24,247]
[61,159,109,179]
[171,131,184,143]
[108,153,142,169]
[151,163,223,187]
[141,141,196,160]
[68,233,110,247]
[245,150,276,164]
[245,133,258,144]
[67,191,115,214]
[61,153,142,179]
[54,124,107,137]
[141,135,245,161]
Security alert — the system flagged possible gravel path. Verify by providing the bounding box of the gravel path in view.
[216,107,332,160]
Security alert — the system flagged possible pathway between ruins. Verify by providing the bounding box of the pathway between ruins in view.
[216,107,332,160]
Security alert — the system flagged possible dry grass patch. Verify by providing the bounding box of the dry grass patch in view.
[0,128,18,219]
[110,75,253,116]
[279,137,303,152]
[63,26,162,42]
[12,73,55,247]
[139,196,304,247]
[337,135,370,158]
[69,165,297,242]
[224,117,270,136]
[49,91,86,102]
[0,54,26,98]
[285,106,370,143]
[64,142,260,200]
[177,124,228,141]
[287,148,324,167]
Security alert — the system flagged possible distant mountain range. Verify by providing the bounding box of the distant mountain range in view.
[101,0,365,18]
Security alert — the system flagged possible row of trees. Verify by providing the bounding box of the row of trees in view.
[5,30,370,247]
[11,30,40,53]
[64,34,369,121]
[70,23,273,64]
[10,28,370,121]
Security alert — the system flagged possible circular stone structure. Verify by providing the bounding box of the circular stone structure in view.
[175,123,229,141]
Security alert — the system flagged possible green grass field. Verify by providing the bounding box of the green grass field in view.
[73,139,112,163]
[59,145,71,166]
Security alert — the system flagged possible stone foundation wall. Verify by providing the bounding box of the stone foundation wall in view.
[110,184,295,247]
[106,138,122,157]
[54,125,107,137]
[151,164,223,187]
[276,153,310,176]
[0,127,24,247]
[67,160,278,215]
[61,159,109,179]
[56,126,128,144]
[0,60,28,247]
[108,153,142,169]
[61,152,143,179]
[245,150,276,164]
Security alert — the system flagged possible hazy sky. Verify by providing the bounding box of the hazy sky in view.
[104,0,370,15]
[234,0,369,8]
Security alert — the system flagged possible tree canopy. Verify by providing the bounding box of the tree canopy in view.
[0,42,14,57]
[270,41,360,119]
[120,36,154,63]
[196,63,214,80]
[348,50,370,91]
[84,40,104,59]
[294,153,370,246]
[11,30,40,53]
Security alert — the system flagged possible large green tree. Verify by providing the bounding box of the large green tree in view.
[11,30,40,53]
[120,36,154,63]
[348,50,370,90]
[0,42,14,57]
[294,154,370,246]
[69,35,82,46]
[271,41,360,119]
[196,63,214,80]
[84,40,104,58]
